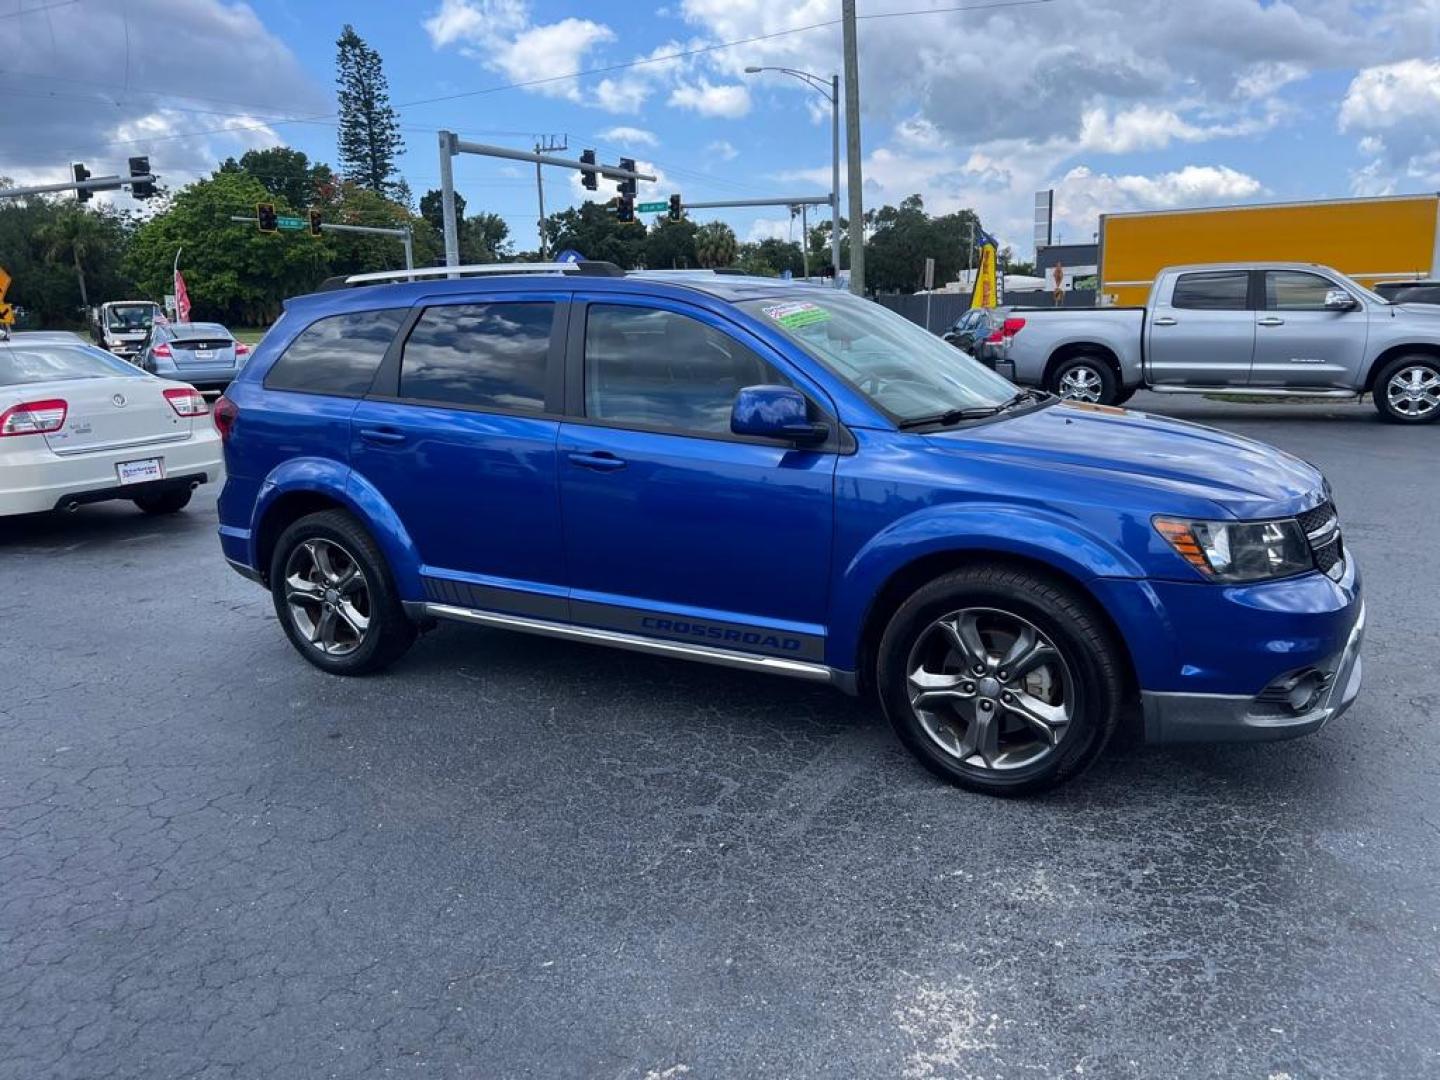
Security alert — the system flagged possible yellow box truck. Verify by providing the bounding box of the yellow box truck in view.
[1098,193,1440,306]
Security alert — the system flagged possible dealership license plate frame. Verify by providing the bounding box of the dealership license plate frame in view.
[116,457,164,485]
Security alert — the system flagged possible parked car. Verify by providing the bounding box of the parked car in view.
[1374,280,1440,305]
[995,262,1440,422]
[140,322,250,390]
[1,339,222,516]
[941,307,1020,368]
[91,300,162,361]
[215,263,1363,796]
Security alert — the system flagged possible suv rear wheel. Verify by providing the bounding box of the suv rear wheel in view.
[875,564,1123,796]
[1373,354,1440,423]
[1049,353,1119,405]
[269,510,416,675]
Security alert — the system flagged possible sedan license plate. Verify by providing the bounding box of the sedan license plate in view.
[116,457,164,485]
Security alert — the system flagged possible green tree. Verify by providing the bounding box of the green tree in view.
[543,202,647,268]
[336,24,404,195]
[463,212,510,262]
[37,205,110,309]
[314,179,438,275]
[756,237,804,277]
[694,221,738,268]
[220,147,325,208]
[643,215,697,269]
[735,243,778,277]
[125,171,330,324]
[419,188,465,233]
[864,194,985,294]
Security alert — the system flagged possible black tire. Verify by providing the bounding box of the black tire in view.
[1371,354,1440,424]
[133,488,192,515]
[875,564,1124,796]
[1111,386,1136,407]
[269,509,416,675]
[1049,353,1120,405]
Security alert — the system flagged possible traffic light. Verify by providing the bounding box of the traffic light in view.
[308,209,323,237]
[72,163,91,203]
[579,149,598,191]
[616,198,635,225]
[617,157,637,199]
[256,203,278,233]
[128,156,154,200]
[668,194,682,222]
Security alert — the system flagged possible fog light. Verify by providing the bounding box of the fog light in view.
[1285,670,1327,714]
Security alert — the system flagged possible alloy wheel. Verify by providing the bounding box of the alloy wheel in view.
[283,538,372,657]
[1057,366,1103,402]
[1386,365,1440,418]
[906,607,1074,771]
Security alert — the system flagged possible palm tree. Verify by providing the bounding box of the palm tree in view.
[694,221,738,269]
[38,207,107,310]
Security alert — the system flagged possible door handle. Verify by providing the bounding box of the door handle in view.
[567,450,626,472]
[1258,317,1285,327]
[1152,316,1177,326]
[359,427,407,446]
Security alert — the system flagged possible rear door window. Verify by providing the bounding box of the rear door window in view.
[399,302,555,413]
[265,308,406,397]
[1171,271,1251,310]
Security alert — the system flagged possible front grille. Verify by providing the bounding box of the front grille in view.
[1298,500,1345,580]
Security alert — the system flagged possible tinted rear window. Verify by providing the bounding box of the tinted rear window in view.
[0,345,145,386]
[265,308,406,397]
[400,302,554,412]
[1171,271,1250,310]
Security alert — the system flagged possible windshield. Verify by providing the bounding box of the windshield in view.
[740,293,1016,422]
[0,344,146,386]
[106,305,156,331]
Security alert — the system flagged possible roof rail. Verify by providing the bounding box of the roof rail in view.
[342,261,625,287]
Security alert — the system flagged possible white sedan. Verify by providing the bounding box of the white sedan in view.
[1,338,223,517]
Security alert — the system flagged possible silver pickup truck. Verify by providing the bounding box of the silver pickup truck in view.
[993,262,1440,423]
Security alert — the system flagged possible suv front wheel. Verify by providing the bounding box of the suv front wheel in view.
[269,510,416,675]
[876,564,1123,796]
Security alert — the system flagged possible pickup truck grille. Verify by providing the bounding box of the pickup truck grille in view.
[1297,501,1344,580]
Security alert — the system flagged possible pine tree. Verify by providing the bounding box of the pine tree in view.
[335,24,405,195]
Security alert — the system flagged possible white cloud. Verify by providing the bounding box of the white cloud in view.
[0,0,323,202]
[1054,164,1265,233]
[668,80,751,118]
[706,140,739,162]
[745,217,795,242]
[598,126,659,148]
[1340,58,1440,193]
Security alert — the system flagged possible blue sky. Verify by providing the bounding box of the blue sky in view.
[3,0,1439,259]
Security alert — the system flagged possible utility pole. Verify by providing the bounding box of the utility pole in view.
[841,0,864,296]
[533,135,567,260]
[438,132,460,270]
[798,204,809,281]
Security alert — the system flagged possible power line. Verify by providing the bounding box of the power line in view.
[0,0,82,20]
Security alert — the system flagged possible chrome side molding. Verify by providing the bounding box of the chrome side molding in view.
[423,603,837,684]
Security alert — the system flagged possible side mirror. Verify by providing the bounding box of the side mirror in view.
[730,385,829,445]
[1324,288,1358,311]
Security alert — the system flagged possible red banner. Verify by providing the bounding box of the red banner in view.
[174,271,191,323]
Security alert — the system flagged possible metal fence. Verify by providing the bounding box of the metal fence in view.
[876,289,1097,331]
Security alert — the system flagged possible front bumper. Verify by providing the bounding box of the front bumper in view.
[1142,599,1365,743]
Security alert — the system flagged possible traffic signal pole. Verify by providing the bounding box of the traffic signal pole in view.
[436,130,656,268]
[0,173,155,200]
[228,217,415,270]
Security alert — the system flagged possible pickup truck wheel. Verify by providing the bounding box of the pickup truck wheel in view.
[876,565,1123,796]
[1050,354,1118,405]
[1373,355,1440,423]
[269,510,416,676]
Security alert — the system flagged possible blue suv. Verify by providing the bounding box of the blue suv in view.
[215,263,1364,795]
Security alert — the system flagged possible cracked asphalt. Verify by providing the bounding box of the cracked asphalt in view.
[2,393,1437,1080]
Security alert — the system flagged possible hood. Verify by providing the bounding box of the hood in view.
[1389,302,1440,319]
[928,400,1325,519]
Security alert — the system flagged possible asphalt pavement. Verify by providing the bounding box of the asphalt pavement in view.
[2,393,1437,1079]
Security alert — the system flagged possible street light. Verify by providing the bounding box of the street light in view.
[746,65,841,288]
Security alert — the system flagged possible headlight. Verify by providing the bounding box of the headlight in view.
[1154,516,1313,582]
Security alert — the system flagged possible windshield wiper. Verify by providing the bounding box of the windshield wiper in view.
[896,406,1002,429]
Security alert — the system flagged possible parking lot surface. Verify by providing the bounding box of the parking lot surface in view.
[2,393,1437,1079]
